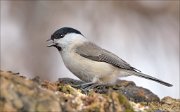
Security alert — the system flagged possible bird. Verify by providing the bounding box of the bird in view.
[47,27,172,87]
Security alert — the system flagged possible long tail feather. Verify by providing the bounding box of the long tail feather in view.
[130,71,173,87]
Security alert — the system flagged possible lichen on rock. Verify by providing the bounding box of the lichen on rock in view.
[0,70,179,112]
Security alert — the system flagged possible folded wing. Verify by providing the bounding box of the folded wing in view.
[75,42,140,72]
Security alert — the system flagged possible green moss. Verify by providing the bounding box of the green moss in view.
[83,106,100,112]
[58,84,78,94]
[116,92,134,112]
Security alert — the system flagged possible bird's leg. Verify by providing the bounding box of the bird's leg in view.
[72,82,106,94]
[72,82,95,89]
[81,82,96,88]
[80,82,100,94]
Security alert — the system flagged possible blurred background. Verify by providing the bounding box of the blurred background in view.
[1,1,179,99]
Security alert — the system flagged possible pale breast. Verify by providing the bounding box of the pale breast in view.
[61,50,119,83]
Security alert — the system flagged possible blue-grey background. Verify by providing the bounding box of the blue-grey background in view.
[1,1,179,99]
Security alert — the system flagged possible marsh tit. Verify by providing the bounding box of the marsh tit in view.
[47,27,172,87]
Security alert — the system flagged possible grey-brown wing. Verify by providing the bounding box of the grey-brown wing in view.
[75,42,140,71]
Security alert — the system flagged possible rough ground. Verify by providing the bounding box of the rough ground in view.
[0,70,179,112]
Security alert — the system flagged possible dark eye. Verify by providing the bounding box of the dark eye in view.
[55,34,62,39]
[57,34,64,38]
[60,34,63,37]
[51,33,64,40]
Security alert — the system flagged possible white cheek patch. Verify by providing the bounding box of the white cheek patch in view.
[55,33,87,50]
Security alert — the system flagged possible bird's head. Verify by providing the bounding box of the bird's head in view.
[47,27,84,51]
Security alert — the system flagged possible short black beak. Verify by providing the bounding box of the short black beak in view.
[46,38,62,51]
[47,39,56,47]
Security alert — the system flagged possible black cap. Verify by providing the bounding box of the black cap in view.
[51,27,82,40]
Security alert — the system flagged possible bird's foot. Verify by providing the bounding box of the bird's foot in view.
[72,82,100,94]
